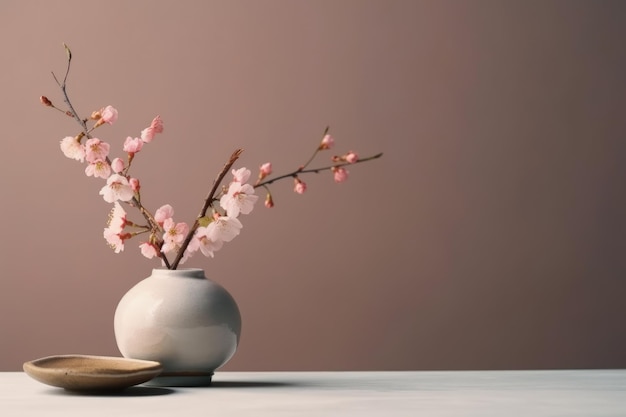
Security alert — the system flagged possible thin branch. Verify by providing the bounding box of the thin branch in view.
[170,148,244,269]
[255,152,383,188]
[298,126,330,171]
[200,149,244,218]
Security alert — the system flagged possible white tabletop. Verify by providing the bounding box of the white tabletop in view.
[2,370,626,416]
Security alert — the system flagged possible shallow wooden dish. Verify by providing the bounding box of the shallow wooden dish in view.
[23,355,162,391]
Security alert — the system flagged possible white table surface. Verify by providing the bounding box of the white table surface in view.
[2,370,626,416]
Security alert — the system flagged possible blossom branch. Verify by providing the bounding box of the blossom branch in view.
[255,152,383,188]
[49,44,170,268]
[47,46,382,270]
[169,148,243,269]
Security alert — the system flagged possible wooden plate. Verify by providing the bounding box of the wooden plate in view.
[23,355,163,391]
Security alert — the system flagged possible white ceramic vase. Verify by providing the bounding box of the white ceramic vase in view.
[114,268,241,386]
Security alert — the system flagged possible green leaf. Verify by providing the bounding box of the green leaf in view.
[198,216,213,227]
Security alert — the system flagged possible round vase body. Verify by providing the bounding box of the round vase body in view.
[114,268,241,385]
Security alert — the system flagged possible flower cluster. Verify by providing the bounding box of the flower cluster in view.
[43,46,382,270]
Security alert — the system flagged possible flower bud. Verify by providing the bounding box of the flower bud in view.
[294,177,307,194]
[111,158,125,174]
[319,134,334,150]
[332,166,349,183]
[129,177,140,192]
[264,193,274,208]
[345,151,359,164]
[258,162,272,181]
[40,96,53,107]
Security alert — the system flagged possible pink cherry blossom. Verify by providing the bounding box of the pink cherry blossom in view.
[231,167,251,183]
[129,177,140,192]
[111,158,125,173]
[123,136,144,154]
[139,242,159,259]
[219,182,258,217]
[332,166,349,183]
[99,174,134,203]
[161,218,189,253]
[191,227,224,258]
[106,202,128,233]
[319,134,334,150]
[85,159,111,179]
[140,116,164,143]
[103,229,124,253]
[345,151,359,164]
[294,178,307,194]
[100,105,118,124]
[85,138,110,163]
[60,136,86,162]
[264,193,274,208]
[103,229,130,253]
[207,215,242,243]
[154,204,174,226]
[140,127,154,143]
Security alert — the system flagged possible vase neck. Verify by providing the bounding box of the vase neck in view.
[151,268,206,279]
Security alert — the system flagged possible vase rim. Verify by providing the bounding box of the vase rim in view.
[150,268,206,279]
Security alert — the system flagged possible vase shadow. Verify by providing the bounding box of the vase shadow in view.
[207,380,301,388]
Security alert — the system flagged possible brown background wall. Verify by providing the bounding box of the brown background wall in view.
[1,0,625,371]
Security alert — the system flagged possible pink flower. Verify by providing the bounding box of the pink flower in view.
[129,177,140,192]
[231,167,251,183]
[111,157,125,173]
[103,202,130,252]
[123,136,144,154]
[100,105,118,124]
[294,177,307,194]
[85,138,110,163]
[258,162,272,181]
[85,160,111,179]
[264,193,274,208]
[154,204,174,226]
[106,202,128,233]
[140,116,163,143]
[161,218,189,254]
[103,228,131,254]
[99,174,134,203]
[60,136,86,162]
[139,242,159,259]
[191,227,224,258]
[207,215,242,243]
[319,134,334,150]
[345,151,359,164]
[219,182,258,217]
[140,128,154,143]
[332,166,349,183]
